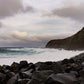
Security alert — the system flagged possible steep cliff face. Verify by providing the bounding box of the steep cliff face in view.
[46,27,84,50]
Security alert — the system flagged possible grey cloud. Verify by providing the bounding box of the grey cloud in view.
[0,0,34,18]
[51,4,84,23]
[24,6,34,12]
[0,22,2,28]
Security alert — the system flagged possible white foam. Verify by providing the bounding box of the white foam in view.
[0,48,84,65]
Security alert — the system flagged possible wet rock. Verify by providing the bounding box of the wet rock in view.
[2,65,11,70]
[10,62,19,72]
[79,69,84,78]
[65,66,72,73]
[62,59,69,65]
[65,63,82,73]
[6,72,15,80]
[45,73,78,84]
[81,62,84,68]
[18,79,30,84]
[70,71,79,78]
[62,59,75,65]
[19,69,32,79]
[32,70,53,83]
[19,61,28,69]
[69,59,75,63]
[27,63,36,72]
[79,77,84,84]
[0,65,2,70]
[27,79,41,84]
[7,74,19,84]
[70,63,82,71]
[0,72,6,84]
[38,62,63,73]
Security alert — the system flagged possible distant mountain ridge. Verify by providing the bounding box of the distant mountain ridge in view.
[46,27,84,50]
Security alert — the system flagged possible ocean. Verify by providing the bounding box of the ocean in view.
[0,47,84,65]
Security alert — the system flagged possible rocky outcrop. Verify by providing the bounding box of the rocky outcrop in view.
[0,53,84,84]
[46,27,84,50]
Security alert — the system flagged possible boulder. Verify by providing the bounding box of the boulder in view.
[32,70,53,83]
[79,69,84,78]
[18,79,30,84]
[27,79,40,84]
[27,63,36,72]
[37,62,63,73]
[19,69,32,79]
[7,74,19,84]
[10,62,19,72]
[19,61,28,69]
[45,73,78,84]
[6,72,15,80]
[0,72,6,84]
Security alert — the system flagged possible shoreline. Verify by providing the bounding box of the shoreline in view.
[0,53,84,84]
[0,48,84,66]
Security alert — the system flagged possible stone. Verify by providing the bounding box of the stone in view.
[0,72,6,84]
[70,71,79,78]
[27,63,36,72]
[69,59,75,63]
[6,72,15,80]
[7,74,19,84]
[19,69,32,79]
[79,69,84,78]
[62,59,69,65]
[27,79,41,84]
[45,73,78,84]
[19,61,28,69]
[10,62,19,72]
[18,79,30,84]
[38,62,63,73]
[32,70,53,83]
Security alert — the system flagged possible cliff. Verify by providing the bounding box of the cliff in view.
[46,27,84,50]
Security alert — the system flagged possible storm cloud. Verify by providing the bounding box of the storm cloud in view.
[51,3,84,23]
[0,0,34,18]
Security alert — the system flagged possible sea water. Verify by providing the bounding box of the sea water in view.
[0,47,84,65]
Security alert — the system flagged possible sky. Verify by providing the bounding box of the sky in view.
[0,0,84,47]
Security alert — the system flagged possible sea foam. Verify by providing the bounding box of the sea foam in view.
[0,48,84,65]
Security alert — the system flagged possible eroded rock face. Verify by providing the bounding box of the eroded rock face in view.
[46,27,84,50]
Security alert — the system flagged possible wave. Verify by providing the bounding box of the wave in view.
[0,48,45,58]
[0,47,84,65]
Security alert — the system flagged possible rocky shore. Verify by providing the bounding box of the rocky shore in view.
[0,53,84,84]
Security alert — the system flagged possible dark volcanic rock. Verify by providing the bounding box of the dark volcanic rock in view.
[18,79,30,84]
[45,73,78,84]
[19,61,28,69]
[46,27,84,50]
[1,53,84,84]
[10,62,19,72]
[37,62,63,73]
[32,70,53,83]
[27,79,41,84]
[19,69,32,79]
[0,72,6,84]
[7,74,18,84]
